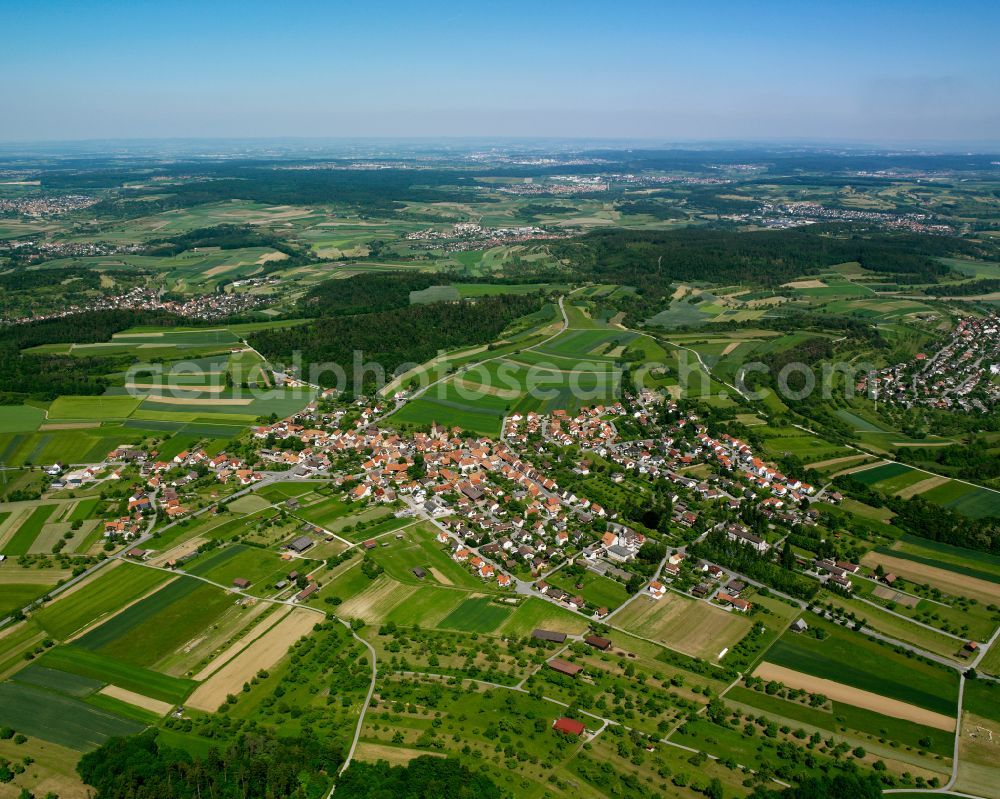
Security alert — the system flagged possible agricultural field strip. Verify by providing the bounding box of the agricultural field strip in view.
[751,662,958,731]
[829,442,1000,501]
[102,559,326,621]
[861,552,1000,608]
[186,608,320,711]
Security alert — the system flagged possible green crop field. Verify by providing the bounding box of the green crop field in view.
[256,481,322,502]
[388,394,505,437]
[0,425,147,467]
[920,480,1000,519]
[0,405,45,432]
[872,469,936,494]
[0,583,52,615]
[76,576,234,668]
[849,462,914,485]
[11,664,103,697]
[892,535,1000,581]
[48,395,143,420]
[0,681,145,751]
[410,284,460,304]
[765,617,959,715]
[964,680,1000,725]
[323,561,379,601]
[295,495,352,528]
[4,503,58,555]
[834,409,889,432]
[536,328,636,359]
[84,692,164,726]
[38,647,195,705]
[437,597,513,633]
[67,497,103,521]
[874,544,1000,585]
[456,283,559,298]
[368,523,486,590]
[34,562,171,640]
[385,586,467,627]
[335,514,411,543]
[762,435,849,460]
[497,597,590,637]
[181,507,279,542]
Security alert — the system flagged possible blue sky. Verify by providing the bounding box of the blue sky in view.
[2,0,998,144]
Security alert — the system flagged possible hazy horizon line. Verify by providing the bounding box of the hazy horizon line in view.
[1,135,999,155]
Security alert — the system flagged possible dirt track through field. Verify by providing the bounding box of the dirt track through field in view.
[99,685,173,715]
[754,662,955,731]
[186,608,318,711]
[861,551,1000,606]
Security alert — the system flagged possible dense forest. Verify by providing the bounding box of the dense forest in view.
[146,224,302,258]
[0,267,108,318]
[250,293,542,392]
[749,771,883,799]
[0,267,101,293]
[616,198,687,220]
[298,272,439,316]
[0,310,188,401]
[77,730,342,799]
[925,277,1000,296]
[552,227,982,295]
[334,756,502,799]
[56,166,493,219]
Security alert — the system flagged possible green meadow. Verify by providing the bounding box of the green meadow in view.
[34,563,172,640]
